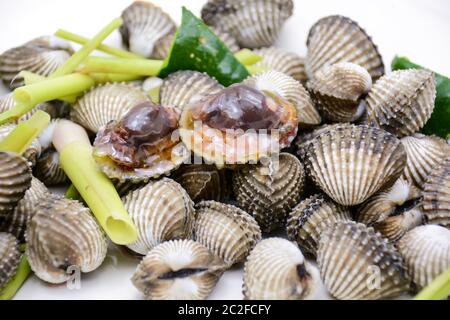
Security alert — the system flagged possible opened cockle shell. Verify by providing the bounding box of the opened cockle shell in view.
[304,124,407,206]
[356,178,421,225]
[422,157,450,228]
[232,153,305,232]
[306,15,384,81]
[364,69,436,137]
[0,93,61,123]
[201,0,294,48]
[317,221,410,300]
[253,47,307,84]
[307,62,372,122]
[160,71,224,113]
[397,225,450,289]
[0,232,21,290]
[26,196,108,284]
[244,70,321,127]
[243,238,319,300]
[0,124,41,166]
[123,178,195,255]
[0,177,49,243]
[0,152,32,218]
[373,206,424,242]
[0,36,72,89]
[132,239,226,300]
[171,165,230,202]
[401,134,450,188]
[193,201,261,266]
[71,83,150,133]
[33,149,68,186]
[120,1,176,58]
[287,194,352,257]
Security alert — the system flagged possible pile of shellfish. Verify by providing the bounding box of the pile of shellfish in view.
[0,0,449,301]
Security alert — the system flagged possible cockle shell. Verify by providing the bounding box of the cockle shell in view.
[307,62,372,122]
[0,124,41,167]
[160,71,224,112]
[0,177,49,243]
[253,47,308,84]
[243,238,318,300]
[401,134,450,188]
[422,157,450,228]
[306,15,384,81]
[232,153,305,232]
[171,165,230,202]
[0,232,20,290]
[0,152,32,217]
[244,70,321,127]
[193,201,261,266]
[317,221,410,300]
[33,149,68,186]
[201,0,294,49]
[120,1,176,58]
[356,178,421,225]
[364,69,436,137]
[397,225,450,289]
[294,123,342,160]
[71,83,150,133]
[132,239,226,300]
[26,196,108,284]
[286,194,352,257]
[0,93,61,123]
[0,36,72,89]
[304,124,407,206]
[373,206,424,242]
[123,178,194,255]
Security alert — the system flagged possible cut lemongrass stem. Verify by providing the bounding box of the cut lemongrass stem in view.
[0,110,50,155]
[82,57,164,76]
[414,267,450,300]
[50,18,123,78]
[55,29,142,59]
[88,73,143,83]
[246,65,270,75]
[235,49,262,66]
[0,254,31,300]
[53,120,137,245]
[65,184,82,201]
[19,71,77,103]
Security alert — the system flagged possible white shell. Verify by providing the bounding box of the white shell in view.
[373,207,424,242]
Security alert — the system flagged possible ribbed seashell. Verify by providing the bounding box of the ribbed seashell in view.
[160,71,224,113]
[0,152,32,217]
[306,15,384,81]
[307,62,372,122]
[244,70,321,127]
[356,178,421,225]
[373,206,424,242]
[0,177,48,243]
[401,134,450,188]
[422,157,450,228]
[201,0,294,49]
[193,201,261,266]
[294,123,343,160]
[132,239,226,300]
[397,225,450,289]
[0,36,72,89]
[26,196,108,284]
[120,1,176,58]
[232,153,305,232]
[71,83,150,133]
[0,93,61,123]
[364,69,436,137]
[112,179,146,197]
[317,221,410,299]
[253,47,307,84]
[33,149,68,186]
[287,194,352,257]
[171,165,230,202]
[123,178,195,255]
[0,233,21,290]
[0,124,41,167]
[211,26,240,53]
[243,238,318,300]
[304,124,407,206]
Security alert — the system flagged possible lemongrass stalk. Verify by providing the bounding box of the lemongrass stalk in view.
[414,267,450,300]
[235,49,263,66]
[65,184,82,201]
[82,56,164,76]
[50,18,123,78]
[0,111,50,154]
[55,29,142,59]
[0,254,31,300]
[0,103,33,125]
[53,120,137,245]
[246,65,270,75]
[14,73,95,106]
[19,71,77,103]
[88,72,143,83]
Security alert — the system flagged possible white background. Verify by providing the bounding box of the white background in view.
[0,0,449,300]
